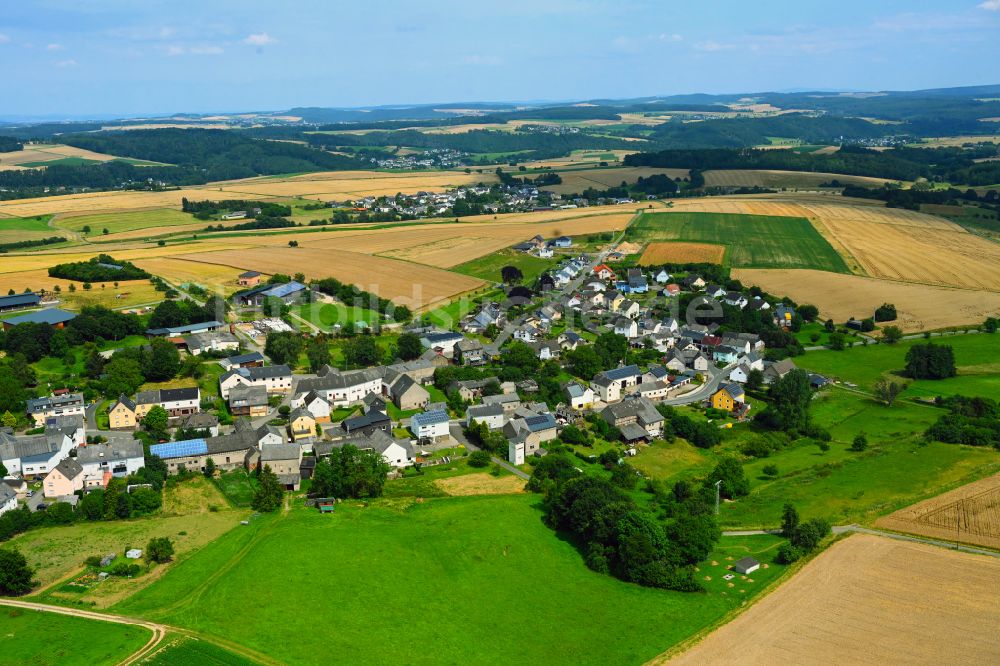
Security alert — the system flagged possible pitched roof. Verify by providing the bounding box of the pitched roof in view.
[410,410,449,428]
[260,443,301,462]
[76,440,143,464]
[150,438,208,459]
[53,457,83,479]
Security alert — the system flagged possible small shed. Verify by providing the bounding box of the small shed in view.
[100,553,116,567]
[733,556,760,575]
[316,497,337,513]
[125,549,143,560]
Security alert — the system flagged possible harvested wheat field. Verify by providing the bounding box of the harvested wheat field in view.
[190,213,637,269]
[435,473,526,496]
[876,472,1000,550]
[173,247,485,307]
[209,169,496,200]
[545,167,687,195]
[131,257,245,290]
[639,242,725,265]
[667,534,1000,666]
[734,269,1000,331]
[802,203,1000,289]
[0,188,228,218]
[702,169,896,189]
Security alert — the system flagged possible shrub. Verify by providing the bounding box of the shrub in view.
[468,450,492,468]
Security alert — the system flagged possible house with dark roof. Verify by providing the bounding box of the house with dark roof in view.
[341,407,391,436]
[43,457,84,498]
[466,403,505,430]
[601,396,665,442]
[26,393,84,427]
[220,364,293,399]
[2,307,76,330]
[386,374,430,411]
[260,443,302,489]
[229,385,269,417]
[219,351,265,370]
[237,270,262,287]
[135,387,200,419]
[505,409,558,464]
[591,365,642,402]
[76,440,144,487]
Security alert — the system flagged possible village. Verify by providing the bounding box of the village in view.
[0,232,820,515]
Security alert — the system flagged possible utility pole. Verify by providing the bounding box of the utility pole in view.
[715,480,722,515]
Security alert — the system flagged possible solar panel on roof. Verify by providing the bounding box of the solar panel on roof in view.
[150,438,208,458]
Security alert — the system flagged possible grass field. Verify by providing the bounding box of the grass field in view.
[796,333,1000,398]
[114,495,787,665]
[452,248,558,283]
[670,533,1000,665]
[0,609,151,666]
[628,211,850,272]
[0,214,58,243]
[876,471,1000,549]
[292,301,383,332]
[55,208,198,235]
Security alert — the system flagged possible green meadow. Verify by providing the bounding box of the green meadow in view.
[114,495,786,665]
[628,211,850,272]
[0,609,151,666]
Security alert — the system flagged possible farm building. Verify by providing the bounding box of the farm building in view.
[233,281,307,307]
[146,320,224,337]
[0,292,41,314]
[219,351,265,370]
[1,307,76,330]
[733,557,760,575]
[237,270,262,287]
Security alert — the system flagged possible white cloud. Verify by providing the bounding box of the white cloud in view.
[694,40,736,52]
[0,33,10,44]
[979,0,1000,10]
[166,45,185,56]
[46,43,65,51]
[243,32,275,46]
[658,33,683,42]
[55,59,77,67]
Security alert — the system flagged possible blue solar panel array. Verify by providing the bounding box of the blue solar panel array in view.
[150,438,208,459]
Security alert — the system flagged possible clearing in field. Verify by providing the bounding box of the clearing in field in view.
[876,472,1000,549]
[628,211,849,272]
[434,473,525,495]
[113,496,787,666]
[733,268,1000,331]
[0,609,152,666]
[638,242,725,265]
[668,534,1000,665]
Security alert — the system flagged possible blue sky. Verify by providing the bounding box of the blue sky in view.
[2,0,999,118]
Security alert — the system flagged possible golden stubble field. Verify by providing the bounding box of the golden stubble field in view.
[638,242,725,265]
[876,472,1000,549]
[170,246,486,307]
[733,268,1000,331]
[667,534,1000,666]
[544,167,688,195]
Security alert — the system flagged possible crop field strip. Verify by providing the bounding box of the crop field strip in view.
[702,169,897,189]
[629,210,850,272]
[876,472,1000,549]
[638,242,726,265]
[668,534,1000,665]
[732,268,1000,331]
